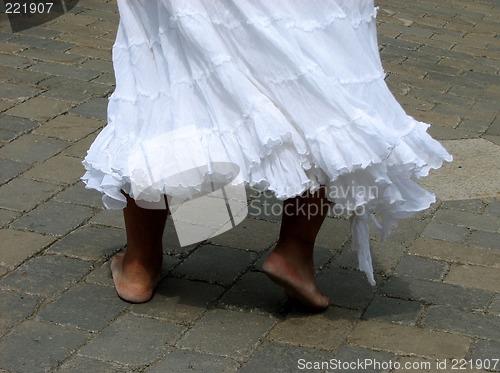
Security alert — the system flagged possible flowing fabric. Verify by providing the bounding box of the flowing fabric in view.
[82,0,452,284]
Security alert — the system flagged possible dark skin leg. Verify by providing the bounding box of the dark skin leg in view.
[110,194,168,303]
[262,187,331,310]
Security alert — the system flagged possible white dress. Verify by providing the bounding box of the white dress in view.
[82,0,452,284]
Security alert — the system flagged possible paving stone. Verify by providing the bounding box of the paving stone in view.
[0,65,48,85]
[0,320,88,373]
[37,283,128,331]
[0,255,92,297]
[173,244,254,286]
[69,45,112,60]
[0,134,69,163]
[0,82,42,101]
[396,356,484,373]
[9,35,74,51]
[468,230,500,250]
[268,307,359,351]
[23,154,84,185]
[423,305,500,341]
[0,129,17,143]
[247,191,283,222]
[440,199,485,213]
[5,96,72,122]
[34,114,103,141]
[316,268,375,310]
[19,48,87,64]
[0,228,56,268]
[39,75,112,102]
[468,340,500,372]
[208,217,279,252]
[0,178,61,212]
[411,237,500,269]
[0,100,15,113]
[12,200,94,236]
[362,295,424,326]
[92,71,115,86]
[130,278,224,325]
[485,200,500,217]
[347,320,472,359]
[54,182,104,208]
[333,345,397,373]
[55,356,132,373]
[408,109,461,129]
[79,314,184,365]
[47,225,124,261]
[0,209,19,228]
[70,97,108,120]
[0,159,30,185]
[147,349,239,373]
[89,208,125,229]
[238,342,334,373]
[382,276,493,311]
[29,61,99,80]
[394,255,448,280]
[458,119,490,133]
[0,114,39,134]
[433,209,500,233]
[178,308,276,360]
[0,290,41,335]
[219,271,288,314]
[444,264,500,293]
[80,59,114,74]
[489,295,500,316]
[64,132,98,158]
[0,53,33,69]
[426,125,476,141]
[421,221,468,243]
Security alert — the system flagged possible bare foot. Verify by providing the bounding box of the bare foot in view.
[110,252,161,303]
[262,247,330,311]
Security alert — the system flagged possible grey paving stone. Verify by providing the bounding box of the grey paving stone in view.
[178,308,276,360]
[23,153,85,186]
[0,65,48,85]
[130,277,224,325]
[29,61,99,81]
[0,129,17,143]
[80,59,114,73]
[426,124,477,141]
[11,200,94,236]
[0,178,61,212]
[37,283,128,332]
[394,255,448,281]
[489,295,500,316]
[90,209,125,229]
[316,268,375,310]
[468,340,500,372]
[333,345,396,373]
[0,209,19,228]
[362,295,424,326]
[10,35,74,51]
[440,199,485,213]
[208,217,279,252]
[247,191,283,223]
[5,96,73,122]
[39,75,112,103]
[147,349,239,373]
[468,230,500,250]
[484,201,500,217]
[422,305,500,341]
[0,159,30,185]
[421,221,468,243]
[0,82,42,101]
[0,228,56,269]
[0,290,41,335]
[70,98,108,120]
[173,244,254,286]
[382,276,493,311]
[238,342,334,373]
[79,314,184,365]
[0,320,88,373]
[55,356,132,373]
[54,182,104,208]
[0,255,92,297]
[219,271,288,314]
[0,114,39,134]
[433,209,500,233]
[0,53,33,69]
[47,225,125,261]
[0,133,68,164]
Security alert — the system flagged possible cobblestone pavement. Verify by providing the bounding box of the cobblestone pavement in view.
[0,0,499,372]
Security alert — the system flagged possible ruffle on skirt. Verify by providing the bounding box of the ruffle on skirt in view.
[82,0,452,285]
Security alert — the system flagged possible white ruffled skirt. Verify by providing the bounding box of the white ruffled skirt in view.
[82,0,452,284]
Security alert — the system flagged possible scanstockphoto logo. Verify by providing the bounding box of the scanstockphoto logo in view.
[130,126,248,248]
[1,0,79,32]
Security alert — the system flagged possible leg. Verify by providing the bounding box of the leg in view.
[111,194,168,303]
[262,187,330,310]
